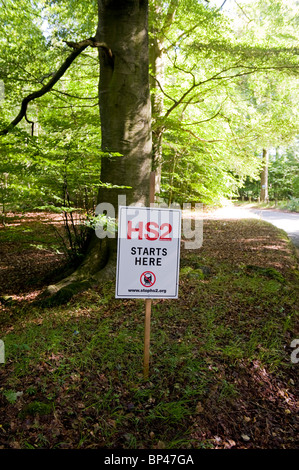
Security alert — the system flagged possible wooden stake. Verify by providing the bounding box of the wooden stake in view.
[143,298,152,380]
[143,171,156,380]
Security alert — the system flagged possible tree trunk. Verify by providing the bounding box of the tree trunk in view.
[149,0,179,197]
[96,0,152,210]
[260,148,269,203]
[149,23,164,196]
[41,0,152,304]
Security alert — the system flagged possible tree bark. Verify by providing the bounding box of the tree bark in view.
[96,0,152,210]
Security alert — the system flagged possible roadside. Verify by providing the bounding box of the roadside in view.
[203,202,299,251]
[247,208,299,250]
[234,200,299,214]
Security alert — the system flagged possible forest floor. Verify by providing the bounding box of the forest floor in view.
[0,211,298,449]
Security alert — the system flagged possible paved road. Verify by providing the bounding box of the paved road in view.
[208,205,299,248]
[247,208,299,248]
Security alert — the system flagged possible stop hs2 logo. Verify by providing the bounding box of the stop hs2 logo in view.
[140,271,156,287]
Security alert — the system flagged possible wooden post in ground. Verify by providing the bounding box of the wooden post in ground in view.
[143,171,155,380]
[143,298,152,380]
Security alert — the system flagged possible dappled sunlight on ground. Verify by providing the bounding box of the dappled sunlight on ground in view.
[0,212,70,300]
[1,211,65,226]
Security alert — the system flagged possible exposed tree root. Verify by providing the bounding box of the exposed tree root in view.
[38,236,116,306]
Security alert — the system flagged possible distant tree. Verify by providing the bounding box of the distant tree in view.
[260,149,269,202]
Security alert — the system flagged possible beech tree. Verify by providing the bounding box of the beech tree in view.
[1,0,152,301]
[51,0,153,299]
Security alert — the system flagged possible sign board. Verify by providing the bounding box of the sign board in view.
[116,206,181,299]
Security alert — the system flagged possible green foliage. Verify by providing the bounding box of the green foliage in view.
[241,143,299,201]
[3,389,23,404]
[41,0,98,41]
[153,0,299,204]
[1,0,299,211]
[85,213,117,234]
[281,197,299,213]
[269,148,299,200]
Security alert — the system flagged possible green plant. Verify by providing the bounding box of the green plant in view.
[20,401,54,417]
[3,390,23,404]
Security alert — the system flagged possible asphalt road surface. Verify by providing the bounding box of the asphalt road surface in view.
[248,208,299,248]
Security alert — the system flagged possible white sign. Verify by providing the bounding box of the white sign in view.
[116,206,181,299]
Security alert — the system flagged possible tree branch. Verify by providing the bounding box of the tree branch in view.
[182,127,223,143]
[51,89,98,100]
[163,63,299,120]
[234,1,253,23]
[149,74,177,103]
[24,113,35,136]
[164,66,237,119]
[161,0,179,36]
[166,22,206,51]
[216,0,228,12]
[50,102,100,109]
[182,107,224,126]
[0,37,107,136]
[64,38,113,60]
